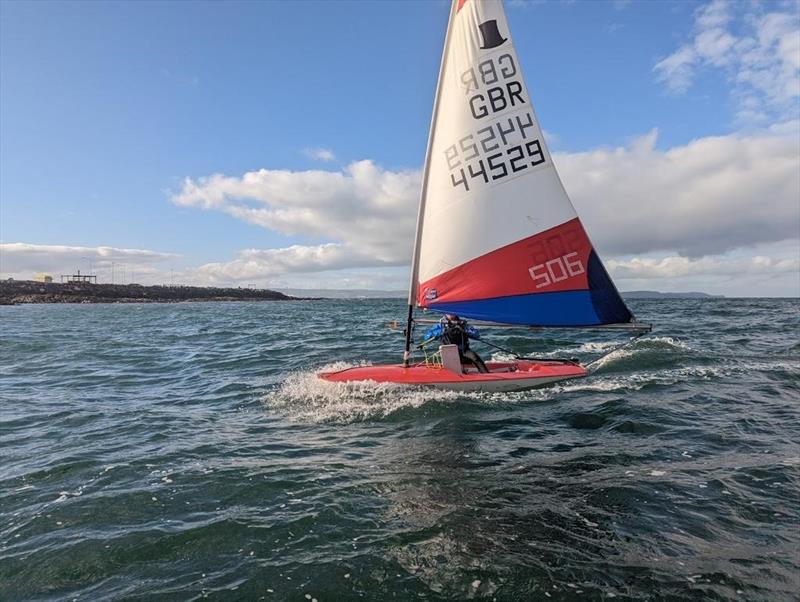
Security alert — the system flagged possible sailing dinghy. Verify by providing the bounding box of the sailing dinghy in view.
[320,0,649,391]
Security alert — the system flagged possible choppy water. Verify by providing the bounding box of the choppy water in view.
[1,298,798,601]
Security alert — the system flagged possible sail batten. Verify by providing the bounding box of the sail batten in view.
[411,0,634,328]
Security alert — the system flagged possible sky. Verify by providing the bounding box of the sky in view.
[1,0,798,297]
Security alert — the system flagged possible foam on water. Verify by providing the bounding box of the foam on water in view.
[267,360,642,420]
[264,362,462,423]
[567,340,623,354]
[643,336,694,351]
[263,336,713,422]
[581,335,696,373]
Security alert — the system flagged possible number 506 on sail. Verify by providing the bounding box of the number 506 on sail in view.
[528,252,585,288]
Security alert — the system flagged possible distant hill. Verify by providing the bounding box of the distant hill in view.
[622,290,724,299]
[277,288,406,299]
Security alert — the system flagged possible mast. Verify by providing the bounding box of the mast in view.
[403,0,457,367]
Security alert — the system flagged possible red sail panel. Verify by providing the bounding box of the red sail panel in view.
[417,218,595,307]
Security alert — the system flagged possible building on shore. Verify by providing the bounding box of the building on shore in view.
[60,270,97,284]
[34,273,53,283]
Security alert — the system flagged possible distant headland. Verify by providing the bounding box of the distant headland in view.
[0,279,300,305]
[622,290,724,299]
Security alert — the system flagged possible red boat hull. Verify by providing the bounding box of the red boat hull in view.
[318,360,586,392]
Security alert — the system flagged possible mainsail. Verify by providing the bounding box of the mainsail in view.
[408,0,634,328]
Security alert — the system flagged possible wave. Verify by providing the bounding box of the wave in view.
[585,336,695,373]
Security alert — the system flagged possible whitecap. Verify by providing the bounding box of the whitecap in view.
[264,362,462,423]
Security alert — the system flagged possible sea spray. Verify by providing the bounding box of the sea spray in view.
[266,362,463,423]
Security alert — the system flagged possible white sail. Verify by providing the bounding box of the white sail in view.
[410,0,633,327]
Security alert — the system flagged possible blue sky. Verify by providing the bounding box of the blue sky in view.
[1,0,798,295]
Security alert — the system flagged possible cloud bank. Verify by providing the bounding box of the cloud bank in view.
[168,124,799,290]
[608,254,799,280]
[9,122,795,295]
[556,126,800,257]
[6,122,797,295]
[172,160,421,281]
[0,243,177,283]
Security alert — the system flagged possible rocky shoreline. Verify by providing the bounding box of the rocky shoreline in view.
[0,280,300,304]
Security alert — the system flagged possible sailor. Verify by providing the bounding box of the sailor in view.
[424,314,490,373]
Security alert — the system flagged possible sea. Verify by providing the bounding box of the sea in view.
[1,298,798,601]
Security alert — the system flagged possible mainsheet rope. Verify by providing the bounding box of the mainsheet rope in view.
[432,331,650,371]
[582,330,650,371]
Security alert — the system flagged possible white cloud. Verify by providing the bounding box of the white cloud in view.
[302,147,336,162]
[542,129,561,147]
[653,45,697,93]
[168,123,799,294]
[608,254,798,280]
[186,244,378,285]
[211,265,408,293]
[554,125,800,257]
[607,240,800,297]
[13,124,793,294]
[654,0,800,122]
[694,0,730,30]
[172,160,420,276]
[0,243,177,283]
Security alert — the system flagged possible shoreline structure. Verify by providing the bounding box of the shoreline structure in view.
[0,280,303,304]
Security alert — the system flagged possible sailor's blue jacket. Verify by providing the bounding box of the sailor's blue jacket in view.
[423,318,480,352]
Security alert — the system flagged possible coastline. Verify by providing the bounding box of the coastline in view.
[0,280,307,305]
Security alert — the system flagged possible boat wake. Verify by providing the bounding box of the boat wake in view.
[263,362,462,423]
[262,336,708,423]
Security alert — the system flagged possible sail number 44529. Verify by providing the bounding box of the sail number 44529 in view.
[445,112,546,192]
[529,252,584,288]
